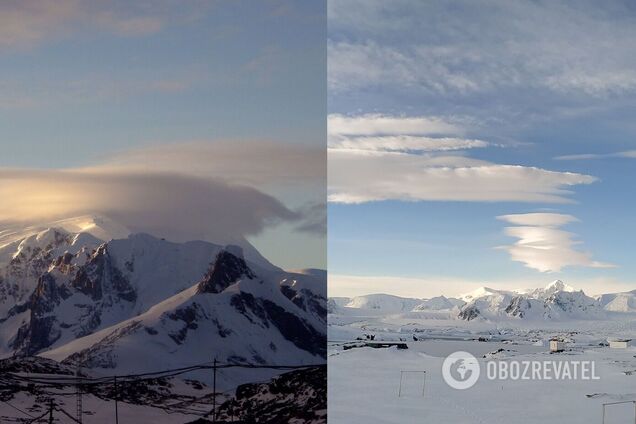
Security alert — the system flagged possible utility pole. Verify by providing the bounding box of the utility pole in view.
[48,399,54,424]
[76,365,83,424]
[212,358,218,424]
[114,376,119,424]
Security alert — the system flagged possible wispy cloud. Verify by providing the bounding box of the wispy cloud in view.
[497,213,615,273]
[328,113,489,153]
[555,150,636,160]
[329,1,636,97]
[328,114,462,136]
[330,135,490,153]
[0,0,210,49]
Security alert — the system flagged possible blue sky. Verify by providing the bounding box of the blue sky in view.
[0,0,325,269]
[328,0,636,297]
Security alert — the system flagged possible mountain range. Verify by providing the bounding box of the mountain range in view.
[0,215,326,389]
[329,280,636,321]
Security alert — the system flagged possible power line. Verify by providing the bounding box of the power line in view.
[0,361,326,420]
[0,399,36,418]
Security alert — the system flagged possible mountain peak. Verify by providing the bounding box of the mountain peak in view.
[0,215,130,249]
[461,286,508,301]
[50,215,130,242]
[544,280,576,293]
[197,248,255,294]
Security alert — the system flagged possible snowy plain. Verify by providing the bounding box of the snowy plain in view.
[328,287,636,424]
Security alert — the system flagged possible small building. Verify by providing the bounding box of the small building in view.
[609,339,633,349]
[550,340,566,352]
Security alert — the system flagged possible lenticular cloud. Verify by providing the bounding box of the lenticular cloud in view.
[497,213,615,272]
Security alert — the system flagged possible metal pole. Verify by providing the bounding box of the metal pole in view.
[398,371,403,397]
[212,358,217,423]
[76,366,82,424]
[602,404,605,424]
[422,372,426,397]
[114,376,119,424]
[48,399,54,424]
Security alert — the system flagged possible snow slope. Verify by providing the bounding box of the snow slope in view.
[598,290,636,312]
[344,294,424,313]
[41,248,326,388]
[0,218,326,391]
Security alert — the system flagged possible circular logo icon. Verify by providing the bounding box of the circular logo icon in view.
[442,351,480,390]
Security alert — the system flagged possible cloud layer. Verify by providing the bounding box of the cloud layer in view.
[497,213,615,273]
[102,140,326,188]
[0,140,325,243]
[0,168,297,243]
[329,0,636,97]
[328,114,596,204]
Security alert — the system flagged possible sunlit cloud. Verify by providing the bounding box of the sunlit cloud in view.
[0,140,326,243]
[0,168,297,243]
[497,213,615,273]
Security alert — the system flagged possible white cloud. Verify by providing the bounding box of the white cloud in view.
[328,113,596,204]
[328,113,490,153]
[328,113,462,136]
[330,135,489,153]
[497,213,615,273]
[555,150,636,160]
[329,148,596,204]
[497,213,579,227]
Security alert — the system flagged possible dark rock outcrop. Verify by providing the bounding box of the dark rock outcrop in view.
[197,248,255,294]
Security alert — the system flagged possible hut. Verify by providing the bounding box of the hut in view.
[549,339,565,352]
[608,339,633,349]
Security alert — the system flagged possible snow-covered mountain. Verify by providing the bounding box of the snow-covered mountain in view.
[413,296,465,311]
[343,294,424,313]
[458,281,605,321]
[459,286,515,303]
[598,289,636,312]
[328,280,632,322]
[0,217,326,388]
[329,294,466,314]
